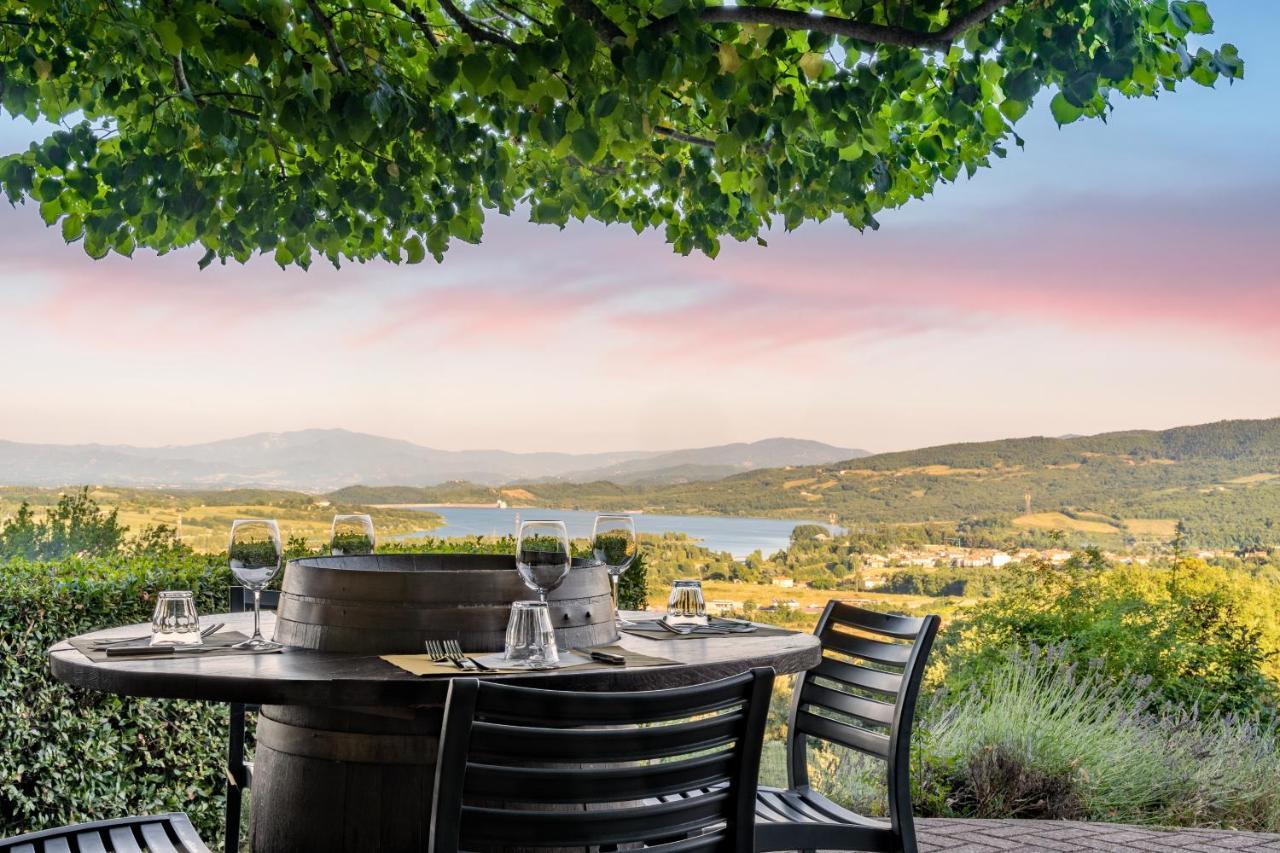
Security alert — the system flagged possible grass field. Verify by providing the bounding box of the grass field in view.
[1013,511,1120,535]
[1122,518,1180,537]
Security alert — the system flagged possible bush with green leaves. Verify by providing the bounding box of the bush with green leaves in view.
[939,557,1280,715]
[0,553,233,839]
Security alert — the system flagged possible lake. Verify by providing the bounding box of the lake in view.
[400,506,837,559]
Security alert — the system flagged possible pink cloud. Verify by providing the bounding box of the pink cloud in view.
[2,184,1277,362]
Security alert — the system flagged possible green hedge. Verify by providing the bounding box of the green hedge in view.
[0,545,649,841]
[0,554,233,840]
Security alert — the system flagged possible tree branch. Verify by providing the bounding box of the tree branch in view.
[655,125,714,147]
[647,0,1018,50]
[437,0,518,50]
[388,0,440,47]
[170,55,200,105]
[561,0,623,42]
[306,0,351,73]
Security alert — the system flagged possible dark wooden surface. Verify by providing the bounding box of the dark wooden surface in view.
[49,611,821,705]
[274,554,620,653]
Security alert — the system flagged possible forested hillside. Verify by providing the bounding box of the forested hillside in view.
[332,419,1280,548]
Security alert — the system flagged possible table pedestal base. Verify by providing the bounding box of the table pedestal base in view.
[250,704,441,853]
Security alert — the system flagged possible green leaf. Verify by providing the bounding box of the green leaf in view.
[60,213,84,242]
[1171,1,1213,35]
[593,91,620,119]
[1050,92,1084,126]
[155,20,183,56]
[462,54,490,87]
[404,235,425,264]
[570,128,600,162]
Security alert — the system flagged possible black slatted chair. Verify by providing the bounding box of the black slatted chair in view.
[755,601,940,853]
[223,586,280,853]
[1,813,209,853]
[430,668,776,853]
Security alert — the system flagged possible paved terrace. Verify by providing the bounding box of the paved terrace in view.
[918,819,1280,852]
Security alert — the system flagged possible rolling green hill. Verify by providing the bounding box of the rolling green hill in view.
[333,419,1280,549]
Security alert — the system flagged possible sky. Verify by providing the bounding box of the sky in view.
[1,2,1277,456]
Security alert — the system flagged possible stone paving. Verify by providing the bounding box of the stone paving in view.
[917,818,1280,852]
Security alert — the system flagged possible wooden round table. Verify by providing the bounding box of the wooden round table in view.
[50,611,821,852]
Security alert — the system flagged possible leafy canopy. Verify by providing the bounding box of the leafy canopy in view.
[0,0,1241,269]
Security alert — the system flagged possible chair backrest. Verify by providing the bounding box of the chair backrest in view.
[787,601,939,833]
[430,668,776,853]
[228,586,281,613]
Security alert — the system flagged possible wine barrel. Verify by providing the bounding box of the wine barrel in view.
[253,553,619,852]
[273,553,619,653]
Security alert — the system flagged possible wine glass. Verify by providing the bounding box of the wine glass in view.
[515,520,571,603]
[593,514,638,627]
[229,518,283,650]
[331,513,375,556]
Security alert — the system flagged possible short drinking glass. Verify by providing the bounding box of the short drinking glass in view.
[229,518,283,650]
[593,514,638,627]
[666,579,707,626]
[503,601,559,668]
[151,591,202,646]
[331,513,376,556]
[515,520,571,603]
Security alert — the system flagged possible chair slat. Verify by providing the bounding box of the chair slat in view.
[139,823,179,853]
[474,678,750,726]
[107,827,143,853]
[825,603,926,640]
[800,682,895,727]
[460,790,731,847]
[795,709,890,759]
[42,840,70,853]
[818,629,912,666]
[813,657,903,697]
[470,712,743,762]
[74,833,109,853]
[464,751,737,803]
[7,844,35,853]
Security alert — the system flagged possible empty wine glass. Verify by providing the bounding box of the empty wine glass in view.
[229,518,283,650]
[593,514,638,627]
[331,513,375,556]
[515,520,571,603]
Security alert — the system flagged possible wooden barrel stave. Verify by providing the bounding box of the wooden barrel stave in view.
[251,703,439,853]
[273,554,619,653]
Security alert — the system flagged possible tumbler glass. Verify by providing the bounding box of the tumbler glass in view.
[151,590,203,646]
[665,579,707,627]
[503,600,559,669]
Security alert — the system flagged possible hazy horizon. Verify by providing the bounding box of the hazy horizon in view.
[2,1,1277,456]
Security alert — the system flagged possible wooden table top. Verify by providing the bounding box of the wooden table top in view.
[49,611,822,707]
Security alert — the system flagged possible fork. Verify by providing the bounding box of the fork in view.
[424,640,456,667]
[444,639,491,671]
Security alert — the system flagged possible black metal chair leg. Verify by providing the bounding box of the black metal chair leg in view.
[224,703,246,853]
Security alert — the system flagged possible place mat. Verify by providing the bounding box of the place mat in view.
[381,644,678,677]
[621,619,795,641]
[69,631,283,662]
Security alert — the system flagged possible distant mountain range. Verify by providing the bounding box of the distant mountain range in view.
[0,430,867,490]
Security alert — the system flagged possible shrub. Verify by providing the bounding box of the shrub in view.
[941,558,1280,715]
[0,554,233,840]
[915,646,1280,830]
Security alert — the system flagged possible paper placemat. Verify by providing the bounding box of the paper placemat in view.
[381,644,677,677]
[621,619,795,641]
[69,631,283,662]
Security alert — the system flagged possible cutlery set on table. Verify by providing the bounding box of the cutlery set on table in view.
[96,622,226,656]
